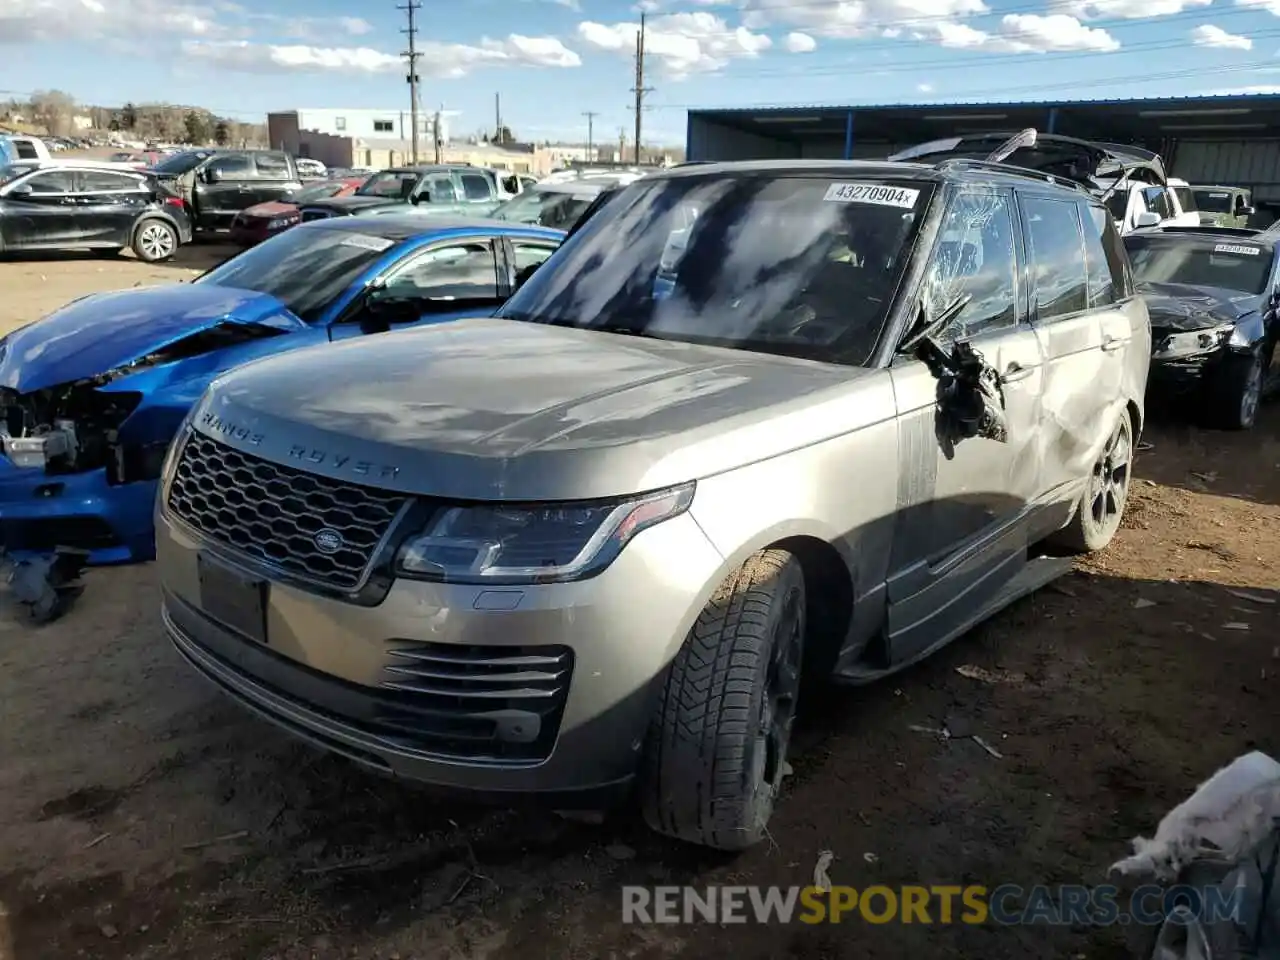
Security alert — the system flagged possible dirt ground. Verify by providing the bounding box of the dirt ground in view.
[0,253,1277,960]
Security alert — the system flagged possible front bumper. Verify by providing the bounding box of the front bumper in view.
[0,459,157,563]
[156,504,725,797]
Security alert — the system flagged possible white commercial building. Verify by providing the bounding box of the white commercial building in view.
[267,108,455,148]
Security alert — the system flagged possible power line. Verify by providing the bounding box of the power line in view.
[398,0,422,164]
[631,12,655,164]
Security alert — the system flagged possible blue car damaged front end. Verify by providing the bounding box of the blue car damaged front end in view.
[0,284,320,563]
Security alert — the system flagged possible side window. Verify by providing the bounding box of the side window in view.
[206,154,253,180]
[512,242,558,272]
[921,188,1018,339]
[383,242,499,301]
[254,153,289,178]
[1023,196,1089,322]
[460,174,492,201]
[428,176,458,203]
[1083,203,1131,303]
[1142,187,1173,221]
[24,170,76,194]
[14,141,38,160]
[78,170,142,193]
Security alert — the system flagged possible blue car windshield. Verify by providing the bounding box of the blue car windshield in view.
[498,173,930,366]
[195,225,397,322]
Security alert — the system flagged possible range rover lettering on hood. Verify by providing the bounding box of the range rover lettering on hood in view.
[285,444,402,481]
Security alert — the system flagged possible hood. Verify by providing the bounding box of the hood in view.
[242,199,299,218]
[192,318,889,502]
[0,284,306,393]
[1138,281,1257,332]
[306,195,402,213]
[889,131,1166,187]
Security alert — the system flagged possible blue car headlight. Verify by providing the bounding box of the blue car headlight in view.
[395,483,694,585]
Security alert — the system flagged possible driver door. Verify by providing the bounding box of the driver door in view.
[883,185,1047,666]
[330,237,510,341]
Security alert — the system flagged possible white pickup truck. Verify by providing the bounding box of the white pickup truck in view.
[1104,174,1201,234]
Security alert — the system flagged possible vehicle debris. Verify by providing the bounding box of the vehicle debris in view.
[1230,590,1277,605]
[813,851,835,892]
[1134,598,1158,609]
[0,547,88,624]
[955,664,1026,684]
[971,736,1004,760]
[1223,622,1252,631]
[909,722,1005,759]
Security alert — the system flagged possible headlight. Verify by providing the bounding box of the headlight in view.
[268,216,298,229]
[1153,323,1233,359]
[395,483,695,585]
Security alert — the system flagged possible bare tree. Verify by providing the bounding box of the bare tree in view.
[28,89,76,136]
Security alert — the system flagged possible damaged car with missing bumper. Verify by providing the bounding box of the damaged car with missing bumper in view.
[1124,225,1280,430]
[0,216,565,563]
[157,143,1150,851]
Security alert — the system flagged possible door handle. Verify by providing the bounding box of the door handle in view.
[1101,336,1125,353]
[1000,362,1039,384]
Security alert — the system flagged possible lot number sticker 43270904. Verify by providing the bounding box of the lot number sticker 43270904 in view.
[824,183,920,208]
[1214,243,1262,256]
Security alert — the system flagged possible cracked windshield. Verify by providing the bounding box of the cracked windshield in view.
[2,5,1279,960]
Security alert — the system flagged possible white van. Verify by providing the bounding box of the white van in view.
[1,135,51,162]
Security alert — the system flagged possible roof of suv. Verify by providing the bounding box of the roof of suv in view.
[646,158,1091,196]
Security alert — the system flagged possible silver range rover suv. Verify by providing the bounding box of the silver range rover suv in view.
[156,151,1151,851]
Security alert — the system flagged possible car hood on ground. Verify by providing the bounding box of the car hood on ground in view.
[1139,281,1260,332]
[193,317,886,502]
[306,195,401,214]
[0,284,306,393]
[241,200,298,219]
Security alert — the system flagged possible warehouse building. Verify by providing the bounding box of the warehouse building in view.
[685,95,1280,203]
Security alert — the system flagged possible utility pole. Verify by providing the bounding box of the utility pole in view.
[433,108,442,163]
[618,127,627,163]
[398,0,422,164]
[495,92,502,141]
[582,111,598,161]
[630,12,653,165]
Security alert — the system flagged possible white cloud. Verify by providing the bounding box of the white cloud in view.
[1054,0,1212,18]
[917,81,935,91]
[337,17,373,35]
[1191,23,1253,48]
[0,0,225,42]
[577,12,770,76]
[1234,0,1280,15]
[739,0,989,40]
[916,13,1119,52]
[183,34,582,76]
[784,31,817,52]
[1202,83,1280,93]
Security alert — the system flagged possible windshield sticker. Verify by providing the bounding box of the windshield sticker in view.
[339,234,395,252]
[824,183,920,208]
[1213,243,1262,256]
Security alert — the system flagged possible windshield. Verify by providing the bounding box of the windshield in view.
[1125,236,1272,294]
[293,181,348,203]
[151,151,215,175]
[491,188,596,229]
[1172,186,1197,214]
[1192,189,1236,214]
[357,170,419,199]
[195,226,398,322]
[499,174,930,365]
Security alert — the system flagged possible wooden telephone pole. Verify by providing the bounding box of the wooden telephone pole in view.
[630,13,653,165]
[398,0,422,163]
[582,110,598,161]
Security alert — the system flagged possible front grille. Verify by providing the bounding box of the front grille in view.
[167,431,407,591]
[300,208,331,222]
[376,641,574,761]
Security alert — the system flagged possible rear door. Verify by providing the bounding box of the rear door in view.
[1019,192,1110,501]
[251,151,301,206]
[74,168,149,246]
[458,170,498,210]
[0,167,79,247]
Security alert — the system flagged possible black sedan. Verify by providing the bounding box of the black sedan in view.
[0,161,192,261]
[1125,227,1280,430]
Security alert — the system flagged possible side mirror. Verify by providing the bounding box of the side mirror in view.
[5,182,32,198]
[1242,205,1256,216]
[364,288,421,327]
[1134,211,1161,228]
[203,167,221,184]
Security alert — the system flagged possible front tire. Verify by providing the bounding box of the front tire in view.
[641,549,806,851]
[1049,407,1134,555]
[132,219,178,263]
[1207,345,1266,430]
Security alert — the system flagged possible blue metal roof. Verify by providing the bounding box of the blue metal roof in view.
[689,92,1280,115]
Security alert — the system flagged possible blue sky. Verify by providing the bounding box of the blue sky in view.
[2,0,1279,145]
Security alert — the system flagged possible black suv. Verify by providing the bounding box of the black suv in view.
[149,149,302,233]
[0,160,192,261]
[298,164,506,221]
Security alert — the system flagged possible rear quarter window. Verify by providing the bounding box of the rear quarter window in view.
[1022,195,1089,321]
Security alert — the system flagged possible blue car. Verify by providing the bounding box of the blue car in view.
[0,215,566,563]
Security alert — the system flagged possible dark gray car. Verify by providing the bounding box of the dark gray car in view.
[156,155,1151,851]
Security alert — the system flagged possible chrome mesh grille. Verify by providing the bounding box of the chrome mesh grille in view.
[167,431,407,591]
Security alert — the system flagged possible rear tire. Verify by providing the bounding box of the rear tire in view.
[131,219,178,263]
[1206,345,1266,430]
[1049,406,1134,555]
[640,549,806,851]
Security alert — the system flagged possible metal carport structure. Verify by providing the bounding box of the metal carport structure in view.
[685,94,1280,203]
